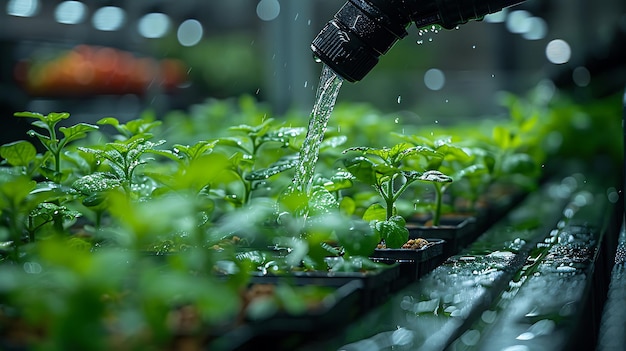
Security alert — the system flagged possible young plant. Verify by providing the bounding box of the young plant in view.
[1,113,96,245]
[395,134,483,225]
[76,117,168,198]
[214,118,304,207]
[341,143,441,248]
[13,111,99,183]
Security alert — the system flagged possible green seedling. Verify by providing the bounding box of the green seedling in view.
[78,137,166,197]
[341,143,441,248]
[13,111,99,183]
[214,118,304,207]
[395,134,484,225]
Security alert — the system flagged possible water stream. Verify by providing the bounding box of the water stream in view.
[292,64,344,194]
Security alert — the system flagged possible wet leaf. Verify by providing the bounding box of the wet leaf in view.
[343,156,377,186]
[419,170,453,183]
[59,123,99,144]
[72,172,122,194]
[320,135,348,149]
[373,216,408,249]
[245,155,298,181]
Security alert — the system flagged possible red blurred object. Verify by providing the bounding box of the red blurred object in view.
[14,45,188,97]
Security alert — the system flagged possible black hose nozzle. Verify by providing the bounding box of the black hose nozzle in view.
[311,0,526,82]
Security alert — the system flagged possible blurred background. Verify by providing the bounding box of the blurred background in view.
[0,0,624,143]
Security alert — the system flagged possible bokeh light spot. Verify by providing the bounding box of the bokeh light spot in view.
[7,0,39,17]
[177,19,203,47]
[55,1,86,24]
[92,6,125,31]
[138,12,171,39]
[545,39,571,64]
[506,10,532,34]
[257,0,280,21]
[521,17,547,40]
[424,68,445,91]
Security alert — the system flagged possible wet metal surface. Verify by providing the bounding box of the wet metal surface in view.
[597,218,626,351]
[298,174,618,351]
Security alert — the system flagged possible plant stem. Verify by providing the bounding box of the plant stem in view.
[433,184,443,226]
[385,178,395,220]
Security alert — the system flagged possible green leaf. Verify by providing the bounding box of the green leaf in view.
[125,119,162,137]
[397,145,440,163]
[402,170,423,183]
[96,116,120,127]
[31,120,51,131]
[0,141,37,166]
[339,196,356,216]
[30,202,81,222]
[13,111,45,120]
[245,155,298,181]
[493,126,512,150]
[320,135,348,150]
[147,149,181,161]
[260,127,304,145]
[216,137,248,151]
[373,216,408,249]
[14,111,70,125]
[323,171,354,193]
[343,156,377,186]
[419,170,453,183]
[72,172,122,194]
[45,112,71,124]
[0,174,36,208]
[59,123,99,144]
[308,186,339,215]
[82,193,106,207]
[362,203,386,222]
[173,140,218,161]
[335,219,379,257]
[229,118,274,135]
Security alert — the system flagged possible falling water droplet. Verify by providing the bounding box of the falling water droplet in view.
[434,120,439,124]
[472,45,476,49]
[304,80,308,88]
[255,88,260,94]
[397,95,402,104]
[394,117,400,124]
[428,37,433,42]
[417,40,423,45]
